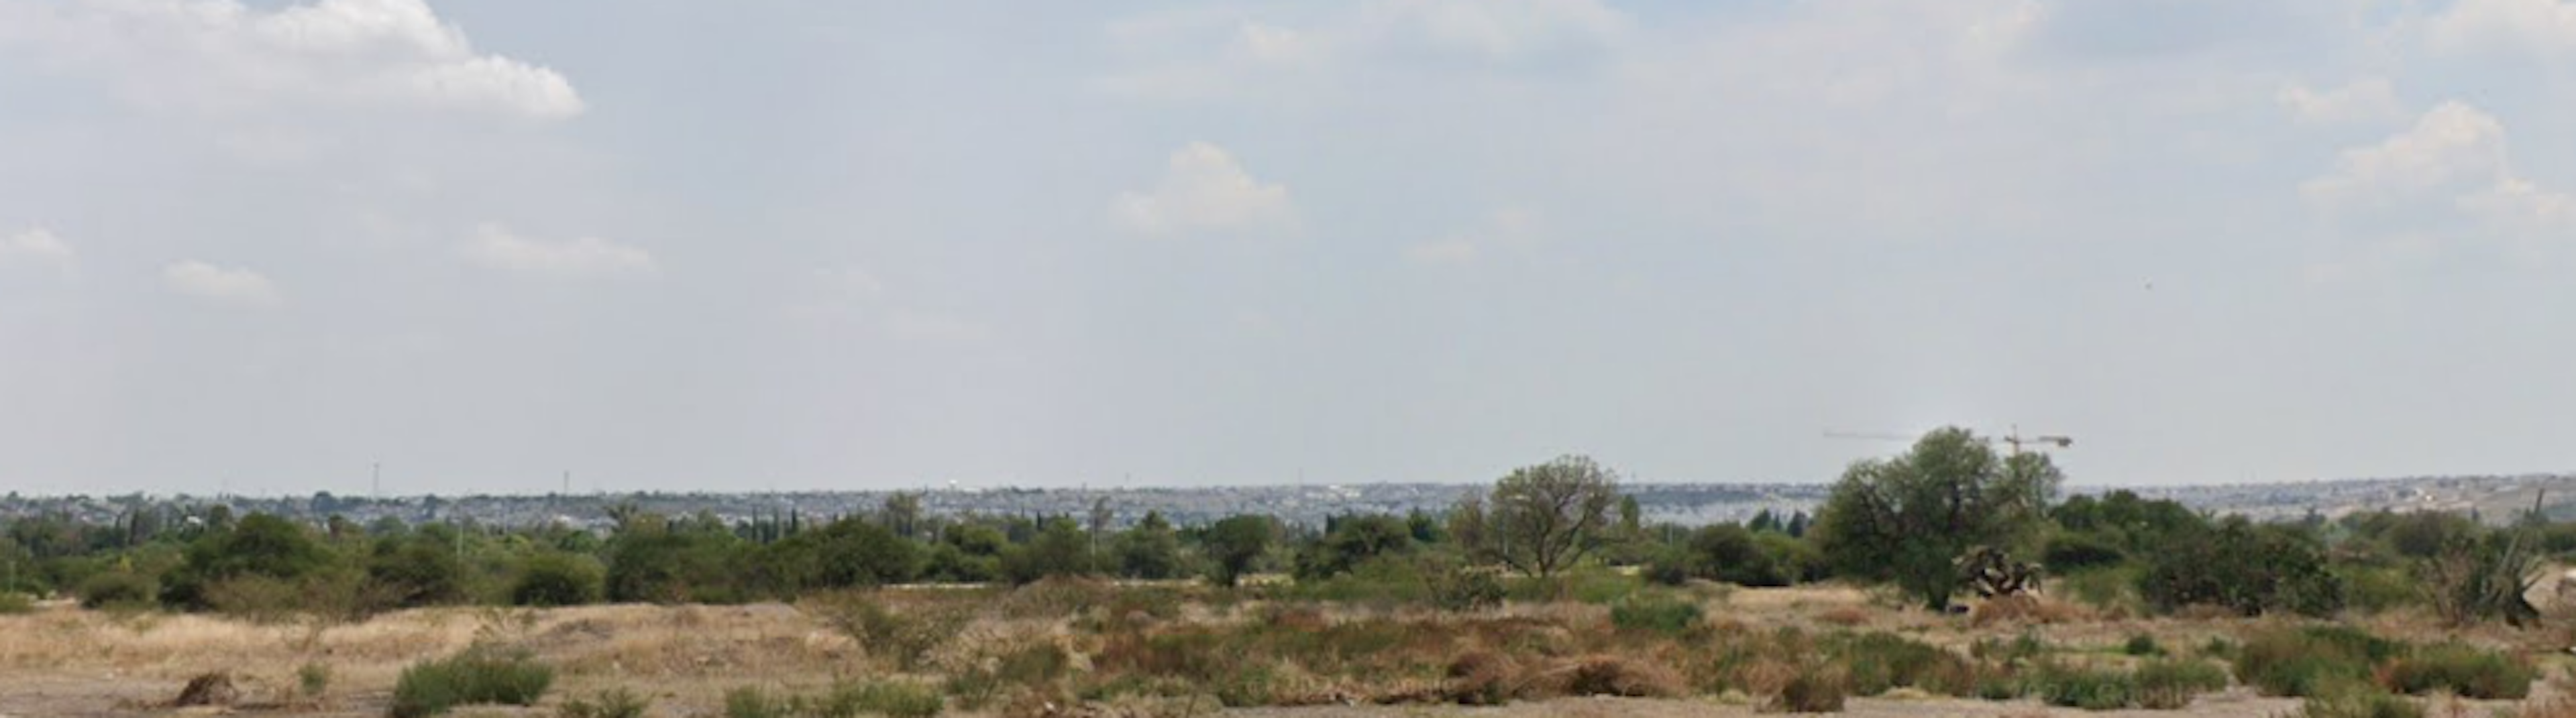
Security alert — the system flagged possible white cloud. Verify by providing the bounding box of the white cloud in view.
[162,260,281,306]
[462,224,656,277]
[2459,177,2576,235]
[1406,208,1540,265]
[0,227,76,270]
[2303,100,2576,255]
[2301,101,2507,206]
[0,0,583,120]
[1361,0,1629,60]
[2427,0,2576,60]
[2278,77,2404,125]
[1112,142,1293,237]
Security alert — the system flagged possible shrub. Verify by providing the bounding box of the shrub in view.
[511,552,604,607]
[0,591,32,614]
[2337,564,2420,614]
[298,662,332,700]
[2043,534,2127,573]
[2057,566,2143,612]
[1608,593,1702,637]
[1770,663,1849,713]
[557,688,651,718]
[2292,681,2423,718]
[2235,626,2403,697]
[1546,654,1684,698]
[1829,632,1966,696]
[808,593,967,671]
[389,646,555,718]
[2379,642,2533,700]
[720,680,942,718]
[1430,566,1505,612]
[724,686,789,718]
[2030,663,2136,711]
[2133,658,2229,709]
[76,571,156,609]
[2123,633,2162,656]
[824,679,943,718]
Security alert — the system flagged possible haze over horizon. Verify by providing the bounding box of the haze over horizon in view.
[5,0,2575,496]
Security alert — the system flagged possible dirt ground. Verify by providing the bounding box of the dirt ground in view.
[0,586,2564,718]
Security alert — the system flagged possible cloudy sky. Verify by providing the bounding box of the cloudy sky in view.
[3,0,2573,496]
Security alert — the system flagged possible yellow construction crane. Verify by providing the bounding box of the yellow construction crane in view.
[1823,426,2073,456]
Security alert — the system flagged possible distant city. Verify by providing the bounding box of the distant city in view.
[9,473,2576,532]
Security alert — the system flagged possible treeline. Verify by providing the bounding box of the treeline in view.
[3,436,2571,625]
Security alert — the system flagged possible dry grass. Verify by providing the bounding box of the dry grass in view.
[0,583,2556,717]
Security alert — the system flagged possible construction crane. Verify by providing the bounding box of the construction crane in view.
[1823,426,2073,456]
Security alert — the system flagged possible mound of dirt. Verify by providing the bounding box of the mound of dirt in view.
[171,672,237,707]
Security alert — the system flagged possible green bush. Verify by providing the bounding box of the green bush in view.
[1608,593,1702,637]
[1830,632,1966,695]
[2056,566,2143,612]
[557,688,651,718]
[2123,633,2162,656]
[1429,566,1505,612]
[724,686,790,718]
[76,571,156,609]
[2235,626,2404,697]
[298,662,332,700]
[1283,556,1429,606]
[2337,564,2420,614]
[389,646,555,718]
[2030,663,2136,711]
[719,680,941,718]
[824,679,943,718]
[2292,681,2423,718]
[511,552,604,607]
[2133,658,2229,709]
[0,591,33,614]
[2379,642,2533,700]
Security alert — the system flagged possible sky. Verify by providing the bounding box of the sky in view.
[3,0,2575,496]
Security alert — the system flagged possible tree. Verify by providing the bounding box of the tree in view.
[1002,517,1093,585]
[367,534,469,607]
[163,513,337,608]
[1294,514,1413,581]
[511,552,604,607]
[751,516,921,593]
[1811,427,2061,610]
[1117,511,1181,580]
[2139,518,2342,617]
[1201,515,1274,587]
[1475,455,1620,578]
[879,492,924,541]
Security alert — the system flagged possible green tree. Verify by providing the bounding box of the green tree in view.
[511,552,604,607]
[366,534,469,607]
[2139,517,2342,617]
[1002,517,1093,585]
[1294,514,1413,581]
[1475,455,1621,578]
[1117,511,1181,580]
[751,516,922,593]
[1812,427,2061,610]
[163,513,338,608]
[605,520,748,603]
[1201,514,1275,587]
